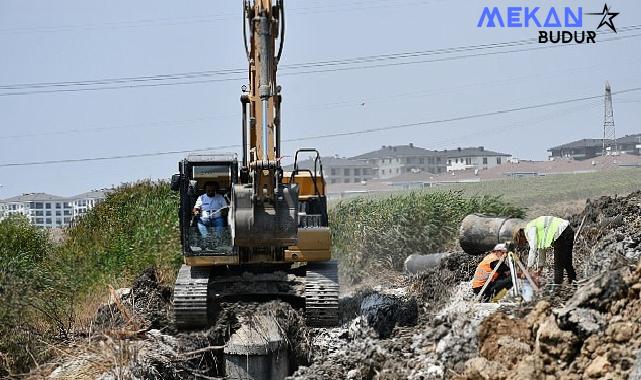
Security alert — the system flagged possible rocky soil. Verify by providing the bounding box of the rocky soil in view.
[41,191,641,379]
[454,191,641,380]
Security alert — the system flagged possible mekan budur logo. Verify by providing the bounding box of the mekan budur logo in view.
[477,4,619,43]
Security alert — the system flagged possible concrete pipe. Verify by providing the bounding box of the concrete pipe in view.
[404,253,450,274]
[459,214,526,255]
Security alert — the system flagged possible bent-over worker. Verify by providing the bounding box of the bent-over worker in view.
[514,216,576,285]
[193,181,228,237]
[472,244,512,301]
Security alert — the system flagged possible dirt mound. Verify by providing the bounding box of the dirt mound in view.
[454,191,641,380]
[572,191,641,278]
[456,263,641,380]
[93,267,172,331]
[412,251,481,314]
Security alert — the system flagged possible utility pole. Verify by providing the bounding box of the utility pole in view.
[602,81,616,155]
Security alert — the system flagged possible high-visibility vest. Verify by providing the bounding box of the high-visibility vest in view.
[526,216,566,250]
[472,252,500,289]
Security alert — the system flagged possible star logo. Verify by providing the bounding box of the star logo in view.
[587,4,619,33]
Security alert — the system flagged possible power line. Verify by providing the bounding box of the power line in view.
[1,59,617,140]
[429,100,602,147]
[2,86,639,168]
[1,59,629,140]
[0,115,235,140]
[0,38,539,90]
[0,0,433,35]
[279,31,641,77]
[2,24,639,96]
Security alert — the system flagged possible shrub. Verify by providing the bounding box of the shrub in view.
[0,215,55,375]
[330,190,524,283]
[56,181,181,292]
[0,181,182,376]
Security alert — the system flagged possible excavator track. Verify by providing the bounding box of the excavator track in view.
[174,262,339,329]
[305,261,340,327]
[173,265,210,329]
[207,267,305,301]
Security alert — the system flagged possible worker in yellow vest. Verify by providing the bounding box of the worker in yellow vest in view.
[471,244,512,301]
[513,216,576,285]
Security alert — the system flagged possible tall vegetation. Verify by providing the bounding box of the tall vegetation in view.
[0,181,181,376]
[330,190,524,283]
[56,181,181,291]
[0,182,523,375]
[0,215,55,375]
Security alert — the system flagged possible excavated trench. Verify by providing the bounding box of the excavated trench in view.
[90,267,426,379]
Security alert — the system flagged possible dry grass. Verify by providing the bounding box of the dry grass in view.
[22,335,141,380]
[20,290,152,380]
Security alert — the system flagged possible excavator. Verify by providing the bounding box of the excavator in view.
[170,0,338,329]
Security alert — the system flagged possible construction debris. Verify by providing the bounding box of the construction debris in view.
[41,191,641,379]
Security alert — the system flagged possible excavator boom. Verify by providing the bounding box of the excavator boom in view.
[233,0,298,248]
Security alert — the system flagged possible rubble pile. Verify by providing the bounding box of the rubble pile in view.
[572,192,641,278]
[456,262,641,380]
[45,191,641,379]
[289,263,488,380]
[94,268,173,332]
[454,191,641,380]
[52,270,311,379]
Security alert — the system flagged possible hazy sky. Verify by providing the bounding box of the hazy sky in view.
[1,0,640,197]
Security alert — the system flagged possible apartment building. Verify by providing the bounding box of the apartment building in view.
[549,134,641,160]
[442,146,511,172]
[0,190,109,228]
[285,156,375,184]
[1,193,74,228]
[72,190,109,217]
[350,144,446,179]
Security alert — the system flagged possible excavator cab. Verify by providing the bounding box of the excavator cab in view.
[171,154,238,257]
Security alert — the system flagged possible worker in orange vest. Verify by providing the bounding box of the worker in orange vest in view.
[471,244,512,301]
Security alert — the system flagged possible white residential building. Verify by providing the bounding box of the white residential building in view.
[0,190,110,228]
[442,146,511,172]
[1,193,74,228]
[351,144,447,179]
[72,190,109,218]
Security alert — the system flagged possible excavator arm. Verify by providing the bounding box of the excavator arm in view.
[233,0,299,248]
[242,0,284,167]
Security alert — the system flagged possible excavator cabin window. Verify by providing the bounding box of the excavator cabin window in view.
[187,164,233,255]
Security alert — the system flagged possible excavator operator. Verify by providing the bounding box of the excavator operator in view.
[193,181,227,237]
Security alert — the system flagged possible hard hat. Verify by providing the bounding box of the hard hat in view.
[493,243,508,252]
